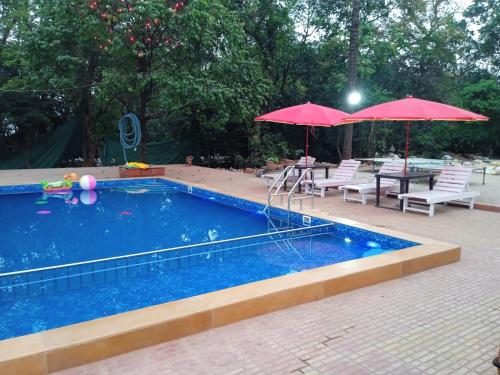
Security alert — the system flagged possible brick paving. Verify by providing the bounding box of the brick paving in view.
[2,166,498,374]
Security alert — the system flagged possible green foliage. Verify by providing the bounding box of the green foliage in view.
[465,0,500,74]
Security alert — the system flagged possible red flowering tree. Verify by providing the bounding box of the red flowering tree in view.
[86,0,187,161]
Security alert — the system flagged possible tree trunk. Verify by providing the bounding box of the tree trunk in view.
[81,112,96,166]
[367,122,376,157]
[139,89,148,163]
[80,89,96,167]
[249,121,261,165]
[342,0,361,160]
[336,127,343,161]
[80,55,97,167]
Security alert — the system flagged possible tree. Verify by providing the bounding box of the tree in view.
[342,0,361,159]
[158,0,270,161]
[85,0,188,162]
[6,0,114,165]
[0,0,71,167]
[464,0,500,74]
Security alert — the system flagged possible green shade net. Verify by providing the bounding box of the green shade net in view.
[102,137,191,165]
[0,119,81,169]
[0,119,192,169]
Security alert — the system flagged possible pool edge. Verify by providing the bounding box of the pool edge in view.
[0,243,460,374]
[0,177,461,374]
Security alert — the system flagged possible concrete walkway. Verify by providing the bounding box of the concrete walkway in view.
[1,166,499,374]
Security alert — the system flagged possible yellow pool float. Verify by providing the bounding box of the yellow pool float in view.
[125,162,150,169]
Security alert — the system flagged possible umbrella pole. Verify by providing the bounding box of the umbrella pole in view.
[305,126,309,166]
[404,121,410,175]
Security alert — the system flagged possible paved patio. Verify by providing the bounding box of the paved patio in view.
[1,166,499,374]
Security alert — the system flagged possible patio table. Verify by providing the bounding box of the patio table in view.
[284,164,330,193]
[375,171,435,211]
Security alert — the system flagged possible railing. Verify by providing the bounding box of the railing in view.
[0,223,334,301]
[266,165,295,218]
[287,168,314,224]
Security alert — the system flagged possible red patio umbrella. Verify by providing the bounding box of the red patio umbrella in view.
[255,102,350,165]
[343,96,489,173]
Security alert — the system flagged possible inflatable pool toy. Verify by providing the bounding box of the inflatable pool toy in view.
[79,175,96,191]
[36,210,52,215]
[125,162,150,169]
[63,172,79,181]
[80,190,97,205]
[41,179,73,193]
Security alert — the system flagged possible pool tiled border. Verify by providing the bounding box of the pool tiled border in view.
[0,177,460,374]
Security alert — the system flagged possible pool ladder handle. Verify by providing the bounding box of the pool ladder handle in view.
[265,165,296,215]
[287,168,314,224]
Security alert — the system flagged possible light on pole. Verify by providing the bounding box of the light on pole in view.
[347,91,362,106]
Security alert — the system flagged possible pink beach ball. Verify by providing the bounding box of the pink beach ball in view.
[79,175,96,191]
[80,190,97,205]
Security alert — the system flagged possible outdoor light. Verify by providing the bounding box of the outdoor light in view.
[347,91,362,106]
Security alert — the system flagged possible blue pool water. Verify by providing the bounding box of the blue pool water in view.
[0,179,417,339]
[0,185,273,273]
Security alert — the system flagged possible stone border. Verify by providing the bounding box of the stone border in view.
[0,177,461,374]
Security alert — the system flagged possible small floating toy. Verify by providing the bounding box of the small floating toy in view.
[63,172,79,182]
[79,175,96,191]
[41,178,73,193]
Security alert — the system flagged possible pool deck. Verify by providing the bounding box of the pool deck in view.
[1,165,499,374]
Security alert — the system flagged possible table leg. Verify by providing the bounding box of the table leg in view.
[298,169,303,193]
[405,180,410,193]
[375,177,381,207]
[483,168,486,185]
[399,180,405,211]
[430,176,434,190]
[325,167,329,179]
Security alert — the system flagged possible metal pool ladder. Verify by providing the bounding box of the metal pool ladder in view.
[265,165,295,218]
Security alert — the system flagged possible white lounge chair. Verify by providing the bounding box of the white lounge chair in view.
[398,166,480,217]
[303,159,365,198]
[339,160,405,205]
[261,157,316,187]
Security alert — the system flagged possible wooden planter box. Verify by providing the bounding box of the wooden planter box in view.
[119,166,165,178]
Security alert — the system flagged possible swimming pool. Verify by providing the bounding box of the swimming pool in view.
[0,178,417,340]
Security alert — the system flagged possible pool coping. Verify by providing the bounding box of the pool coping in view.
[0,176,461,374]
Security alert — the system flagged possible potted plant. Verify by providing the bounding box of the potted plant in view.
[265,155,280,171]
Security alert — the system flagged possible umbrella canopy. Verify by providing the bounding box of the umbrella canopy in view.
[255,102,349,165]
[343,96,489,173]
[255,102,349,126]
[345,96,489,122]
